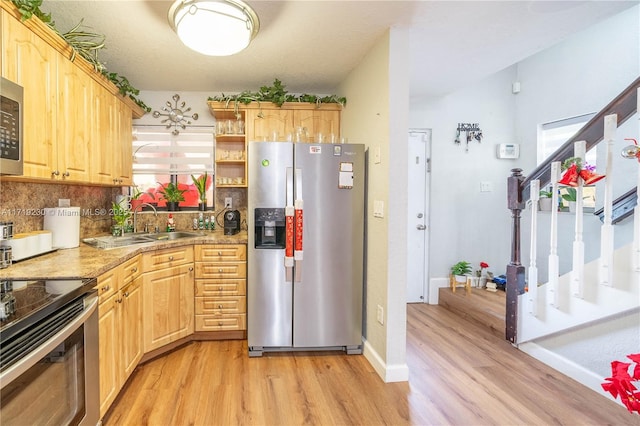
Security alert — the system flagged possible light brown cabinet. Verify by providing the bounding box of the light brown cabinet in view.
[97,255,142,418]
[0,3,142,185]
[141,247,195,352]
[207,101,342,189]
[194,244,247,332]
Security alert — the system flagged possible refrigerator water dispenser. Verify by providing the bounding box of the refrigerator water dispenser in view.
[254,208,285,248]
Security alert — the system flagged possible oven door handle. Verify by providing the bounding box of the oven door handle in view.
[0,296,98,389]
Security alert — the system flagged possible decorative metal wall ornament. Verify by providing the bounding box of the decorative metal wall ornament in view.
[152,94,198,135]
[454,122,483,152]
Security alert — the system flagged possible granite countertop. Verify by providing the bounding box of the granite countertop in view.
[0,230,248,280]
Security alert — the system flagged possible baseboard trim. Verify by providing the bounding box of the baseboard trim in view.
[428,277,450,305]
[363,339,409,383]
[518,341,622,407]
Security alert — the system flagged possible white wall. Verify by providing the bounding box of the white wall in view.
[411,5,639,393]
[339,27,410,382]
[410,67,518,296]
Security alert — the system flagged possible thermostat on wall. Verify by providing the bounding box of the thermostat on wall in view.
[496,143,520,159]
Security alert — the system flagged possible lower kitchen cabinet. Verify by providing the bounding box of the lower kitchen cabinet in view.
[194,244,247,333]
[97,255,142,418]
[141,247,195,352]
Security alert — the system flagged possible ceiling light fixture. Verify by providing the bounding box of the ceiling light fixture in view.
[168,0,259,56]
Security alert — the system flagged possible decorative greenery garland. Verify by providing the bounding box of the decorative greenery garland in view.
[10,0,150,112]
[208,79,347,118]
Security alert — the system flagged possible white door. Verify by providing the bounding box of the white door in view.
[406,129,431,303]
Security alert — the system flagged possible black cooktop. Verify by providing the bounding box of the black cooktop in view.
[0,278,96,339]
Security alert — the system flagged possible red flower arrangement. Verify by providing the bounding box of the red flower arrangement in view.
[475,261,489,278]
[602,353,640,414]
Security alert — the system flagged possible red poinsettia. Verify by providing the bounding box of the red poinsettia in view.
[480,261,489,269]
[602,353,640,414]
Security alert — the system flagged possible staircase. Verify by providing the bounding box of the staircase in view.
[504,80,640,402]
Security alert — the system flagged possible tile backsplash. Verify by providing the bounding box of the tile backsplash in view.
[0,181,248,238]
[0,181,120,237]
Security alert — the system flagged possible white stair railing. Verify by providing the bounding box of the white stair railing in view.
[528,180,539,317]
[570,140,586,299]
[599,114,617,286]
[548,162,560,307]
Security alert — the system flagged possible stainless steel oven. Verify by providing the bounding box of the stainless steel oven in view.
[0,278,99,426]
[0,77,23,176]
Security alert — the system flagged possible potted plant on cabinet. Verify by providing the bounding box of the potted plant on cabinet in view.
[130,187,154,211]
[191,172,208,211]
[157,181,186,211]
[111,201,131,236]
[450,261,472,283]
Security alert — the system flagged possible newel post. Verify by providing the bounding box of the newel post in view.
[506,168,526,344]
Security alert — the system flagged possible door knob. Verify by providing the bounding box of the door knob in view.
[416,224,426,230]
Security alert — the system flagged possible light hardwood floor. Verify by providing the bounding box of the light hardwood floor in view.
[104,304,637,425]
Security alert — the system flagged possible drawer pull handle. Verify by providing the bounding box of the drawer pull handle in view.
[168,256,174,261]
[218,251,223,256]
[218,322,223,326]
[124,291,129,297]
[102,285,110,292]
[218,304,223,309]
[218,286,223,291]
[218,268,223,273]
[189,267,194,272]
[131,267,137,273]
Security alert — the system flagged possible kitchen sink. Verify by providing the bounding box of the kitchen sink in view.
[142,231,204,241]
[83,231,204,249]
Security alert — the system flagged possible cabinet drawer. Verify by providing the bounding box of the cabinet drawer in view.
[97,267,119,304]
[195,244,246,262]
[195,314,246,331]
[120,255,141,285]
[195,262,246,279]
[194,279,246,297]
[142,246,194,270]
[195,296,246,315]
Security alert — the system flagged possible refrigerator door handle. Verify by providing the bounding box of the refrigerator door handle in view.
[285,167,294,283]
[294,168,303,283]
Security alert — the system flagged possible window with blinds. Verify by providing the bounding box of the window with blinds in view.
[132,126,215,209]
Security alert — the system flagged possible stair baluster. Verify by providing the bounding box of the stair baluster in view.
[570,141,586,299]
[528,180,539,317]
[600,114,617,285]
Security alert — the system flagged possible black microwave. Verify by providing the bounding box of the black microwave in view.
[0,77,23,176]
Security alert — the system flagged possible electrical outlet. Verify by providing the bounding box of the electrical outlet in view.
[225,197,233,209]
[376,305,384,325]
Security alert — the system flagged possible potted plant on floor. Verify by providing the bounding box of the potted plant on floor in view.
[538,188,554,211]
[451,261,472,283]
[191,172,208,211]
[157,181,186,211]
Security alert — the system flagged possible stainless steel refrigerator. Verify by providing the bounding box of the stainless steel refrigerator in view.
[247,141,365,357]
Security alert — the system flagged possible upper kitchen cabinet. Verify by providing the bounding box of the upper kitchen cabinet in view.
[207,101,341,188]
[0,3,144,186]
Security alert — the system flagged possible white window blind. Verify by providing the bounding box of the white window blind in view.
[538,113,595,165]
[132,126,215,175]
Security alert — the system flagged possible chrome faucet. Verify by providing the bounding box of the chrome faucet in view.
[132,203,158,233]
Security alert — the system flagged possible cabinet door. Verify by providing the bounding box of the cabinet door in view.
[247,109,293,142]
[1,12,57,178]
[142,263,195,352]
[57,56,91,182]
[98,292,120,418]
[116,100,133,186]
[91,84,119,185]
[120,279,142,380]
[294,109,340,141]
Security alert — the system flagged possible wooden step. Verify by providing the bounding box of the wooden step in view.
[438,287,506,339]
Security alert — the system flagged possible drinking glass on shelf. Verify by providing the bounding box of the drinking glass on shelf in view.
[340,137,348,144]
[329,133,338,144]
[236,119,245,134]
[216,121,225,135]
[226,120,234,134]
[316,132,325,143]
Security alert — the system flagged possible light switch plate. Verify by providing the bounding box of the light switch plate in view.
[480,181,493,192]
[374,146,381,164]
[373,200,384,218]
